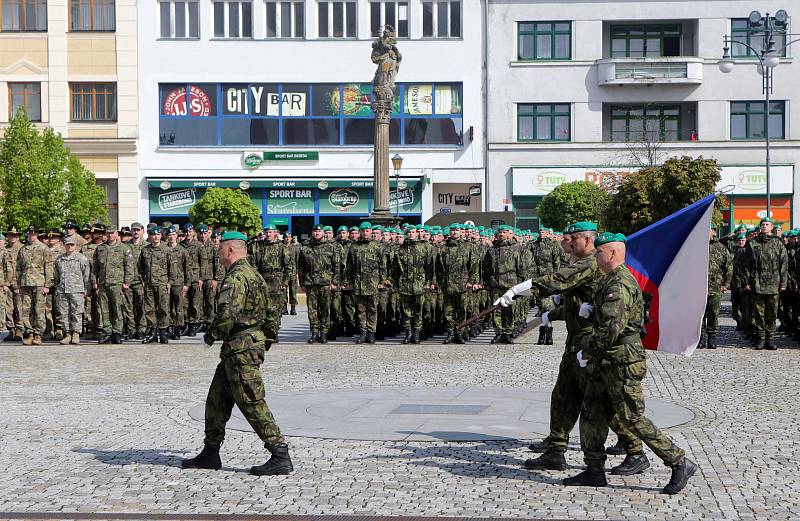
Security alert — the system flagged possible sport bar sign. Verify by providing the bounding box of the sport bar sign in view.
[263,151,319,161]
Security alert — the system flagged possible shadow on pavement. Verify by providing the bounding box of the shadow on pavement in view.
[74,448,188,468]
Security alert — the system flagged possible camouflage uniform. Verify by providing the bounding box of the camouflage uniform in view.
[182,237,203,330]
[347,238,386,335]
[203,257,284,451]
[16,239,54,339]
[390,237,434,337]
[579,264,685,470]
[139,242,171,330]
[167,243,190,333]
[94,241,134,336]
[436,236,479,337]
[3,238,23,338]
[702,239,733,343]
[54,250,91,335]
[199,239,219,327]
[284,240,299,313]
[744,233,788,345]
[250,238,291,341]
[298,237,341,337]
[483,237,525,335]
[731,243,749,329]
[81,239,102,336]
[126,239,147,337]
[46,239,65,337]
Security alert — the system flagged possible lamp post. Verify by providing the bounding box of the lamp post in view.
[391,153,403,217]
[719,9,796,221]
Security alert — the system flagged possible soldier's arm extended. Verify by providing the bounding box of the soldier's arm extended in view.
[530,257,597,297]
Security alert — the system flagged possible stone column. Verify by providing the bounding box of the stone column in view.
[371,99,392,217]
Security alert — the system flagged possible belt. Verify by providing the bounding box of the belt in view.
[229,325,263,338]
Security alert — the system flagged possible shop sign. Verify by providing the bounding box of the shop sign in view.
[266,188,315,215]
[318,187,370,214]
[720,165,793,194]
[243,153,263,169]
[329,188,359,209]
[432,183,482,213]
[263,151,319,161]
[162,85,212,117]
[158,188,196,212]
[390,187,414,209]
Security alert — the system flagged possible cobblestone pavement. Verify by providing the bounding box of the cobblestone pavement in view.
[1,302,798,520]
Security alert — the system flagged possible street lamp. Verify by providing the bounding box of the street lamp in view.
[391,153,403,217]
[719,9,796,220]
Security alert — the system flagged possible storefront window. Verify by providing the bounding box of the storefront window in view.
[158,81,463,147]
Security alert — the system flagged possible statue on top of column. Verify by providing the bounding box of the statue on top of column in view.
[371,25,402,104]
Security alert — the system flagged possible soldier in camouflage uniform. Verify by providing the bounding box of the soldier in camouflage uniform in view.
[347,222,386,344]
[3,228,24,341]
[483,225,524,344]
[16,225,54,345]
[139,227,171,344]
[196,224,219,332]
[0,234,6,335]
[55,236,91,345]
[181,224,203,336]
[82,225,105,339]
[700,225,733,349]
[124,223,148,340]
[165,227,190,340]
[562,232,697,495]
[390,225,434,344]
[730,232,748,332]
[299,224,341,343]
[45,229,65,340]
[250,224,291,342]
[743,218,788,350]
[532,228,562,344]
[94,227,134,344]
[283,232,299,315]
[436,224,480,344]
[182,231,292,477]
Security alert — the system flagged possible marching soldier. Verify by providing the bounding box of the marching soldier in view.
[93,227,134,344]
[125,224,148,340]
[532,228,562,344]
[298,224,341,343]
[16,225,54,345]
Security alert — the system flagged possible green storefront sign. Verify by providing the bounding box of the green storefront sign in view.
[149,184,260,216]
[263,151,319,161]
[318,187,371,214]
[265,187,315,215]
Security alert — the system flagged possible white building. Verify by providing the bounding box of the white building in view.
[137,0,484,235]
[487,0,800,231]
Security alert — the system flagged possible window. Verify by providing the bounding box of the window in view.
[159,0,199,38]
[212,0,252,38]
[610,24,681,58]
[730,101,785,140]
[70,83,117,121]
[70,0,115,31]
[9,83,41,121]
[518,22,570,60]
[1,0,46,31]
[610,105,680,142]
[517,104,570,142]
[422,0,460,38]
[266,1,304,38]
[370,1,408,38]
[158,82,463,147]
[731,18,787,58]
[317,1,355,38]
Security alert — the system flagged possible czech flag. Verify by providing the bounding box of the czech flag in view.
[625,194,716,357]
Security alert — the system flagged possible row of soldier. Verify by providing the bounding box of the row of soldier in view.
[250,221,569,346]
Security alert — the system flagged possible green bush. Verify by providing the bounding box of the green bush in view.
[536,181,611,231]
[188,187,262,236]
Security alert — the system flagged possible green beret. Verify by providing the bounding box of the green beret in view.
[478,226,485,232]
[530,232,539,240]
[349,226,359,232]
[443,227,451,235]
[710,223,716,230]
[735,224,747,231]
[264,224,278,231]
[360,221,372,230]
[323,225,333,232]
[197,224,209,232]
[0,233,5,240]
[337,225,348,233]
[312,224,323,231]
[594,231,627,247]
[760,217,773,224]
[736,233,747,240]
[220,231,247,242]
[571,221,598,233]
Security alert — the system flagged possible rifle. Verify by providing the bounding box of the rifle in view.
[457,301,543,332]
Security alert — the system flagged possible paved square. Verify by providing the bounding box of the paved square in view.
[1,303,798,520]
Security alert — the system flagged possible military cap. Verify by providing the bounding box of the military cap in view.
[196,224,209,232]
[531,232,539,240]
[760,217,774,225]
[183,223,194,231]
[210,230,220,238]
[131,222,144,231]
[0,233,5,240]
[496,225,511,231]
[26,224,38,234]
[63,235,76,245]
[80,224,92,234]
[323,225,333,232]
[372,225,383,231]
[91,223,106,233]
[775,224,783,230]
[360,221,372,230]
[220,231,247,242]
[64,220,79,230]
[264,224,278,231]
[6,226,21,236]
[571,221,598,233]
[337,225,349,233]
[736,233,747,240]
[735,224,747,231]
[349,226,359,232]
[443,227,451,235]
[161,221,173,229]
[120,226,132,236]
[312,224,324,231]
[710,223,716,230]
[47,228,62,238]
[594,231,626,247]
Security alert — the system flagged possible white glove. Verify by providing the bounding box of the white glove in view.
[578,302,594,318]
[552,294,561,305]
[493,288,516,308]
[510,279,534,298]
[576,350,588,368]
[541,311,550,327]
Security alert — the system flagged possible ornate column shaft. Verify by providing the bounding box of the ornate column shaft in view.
[371,99,392,216]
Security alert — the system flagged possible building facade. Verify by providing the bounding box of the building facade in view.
[138,0,484,236]
[487,0,800,231]
[0,0,138,227]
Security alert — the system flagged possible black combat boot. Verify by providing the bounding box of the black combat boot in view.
[528,438,553,453]
[545,326,554,345]
[605,442,626,455]
[443,331,453,344]
[753,336,763,350]
[411,331,421,344]
[249,444,293,476]
[319,331,328,344]
[326,330,336,341]
[133,331,143,341]
[121,328,130,341]
[523,449,567,471]
[188,323,198,337]
[355,331,366,344]
[366,332,376,344]
[610,452,650,475]
[97,331,112,344]
[536,326,546,345]
[143,328,158,344]
[563,467,608,487]
[453,331,465,344]
[159,328,169,344]
[181,324,190,336]
[181,443,222,470]
[111,333,123,345]
[491,333,502,344]
[706,335,717,349]
[307,331,316,344]
[763,339,777,350]
[662,458,698,495]
[282,305,288,315]
[402,331,411,344]
[290,305,297,315]
[501,333,514,344]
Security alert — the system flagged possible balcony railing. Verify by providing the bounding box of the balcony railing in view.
[596,57,703,85]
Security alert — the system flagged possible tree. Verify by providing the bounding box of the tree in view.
[0,109,108,230]
[188,187,262,236]
[603,156,725,235]
[537,181,611,231]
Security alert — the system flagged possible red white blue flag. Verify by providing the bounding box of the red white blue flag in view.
[625,194,716,357]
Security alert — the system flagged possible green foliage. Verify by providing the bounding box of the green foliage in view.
[536,181,611,231]
[189,187,262,235]
[603,156,724,235]
[0,108,108,230]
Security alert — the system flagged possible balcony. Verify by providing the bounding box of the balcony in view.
[596,58,704,86]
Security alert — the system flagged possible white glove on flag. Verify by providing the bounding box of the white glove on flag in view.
[578,302,594,319]
[541,311,550,326]
[552,294,561,305]
[576,350,588,368]
[494,289,516,308]
[493,279,535,307]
